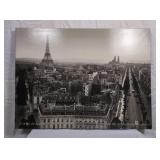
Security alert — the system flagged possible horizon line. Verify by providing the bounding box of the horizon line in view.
[16,57,151,64]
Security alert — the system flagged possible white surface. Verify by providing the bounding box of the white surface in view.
[28,129,156,138]
[4,20,156,138]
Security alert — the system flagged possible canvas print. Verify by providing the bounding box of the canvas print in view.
[15,28,152,129]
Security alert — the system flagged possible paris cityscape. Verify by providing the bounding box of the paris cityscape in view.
[15,29,152,129]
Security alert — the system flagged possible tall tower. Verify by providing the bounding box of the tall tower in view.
[117,56,120,63]
[114,56,116,62]
[41,36,54,68]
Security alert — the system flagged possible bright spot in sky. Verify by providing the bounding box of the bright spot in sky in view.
[121,30,137,48]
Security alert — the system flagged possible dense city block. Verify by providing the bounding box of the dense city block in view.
[15,43,151,129]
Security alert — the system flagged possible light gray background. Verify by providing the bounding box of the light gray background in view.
[4,20,156,138]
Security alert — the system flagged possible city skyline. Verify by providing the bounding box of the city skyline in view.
[15,28,152,130]
[16,28,151,63]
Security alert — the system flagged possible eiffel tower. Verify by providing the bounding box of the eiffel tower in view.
[40,36,54,68]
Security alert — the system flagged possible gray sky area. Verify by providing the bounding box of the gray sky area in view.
[16,28,151,63]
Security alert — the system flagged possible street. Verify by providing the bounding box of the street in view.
[127,68,143,128]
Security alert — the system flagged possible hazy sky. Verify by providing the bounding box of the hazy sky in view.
[16,28,151,63]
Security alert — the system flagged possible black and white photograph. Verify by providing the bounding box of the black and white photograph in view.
[15,28,152,129]
[1,0,160,158]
